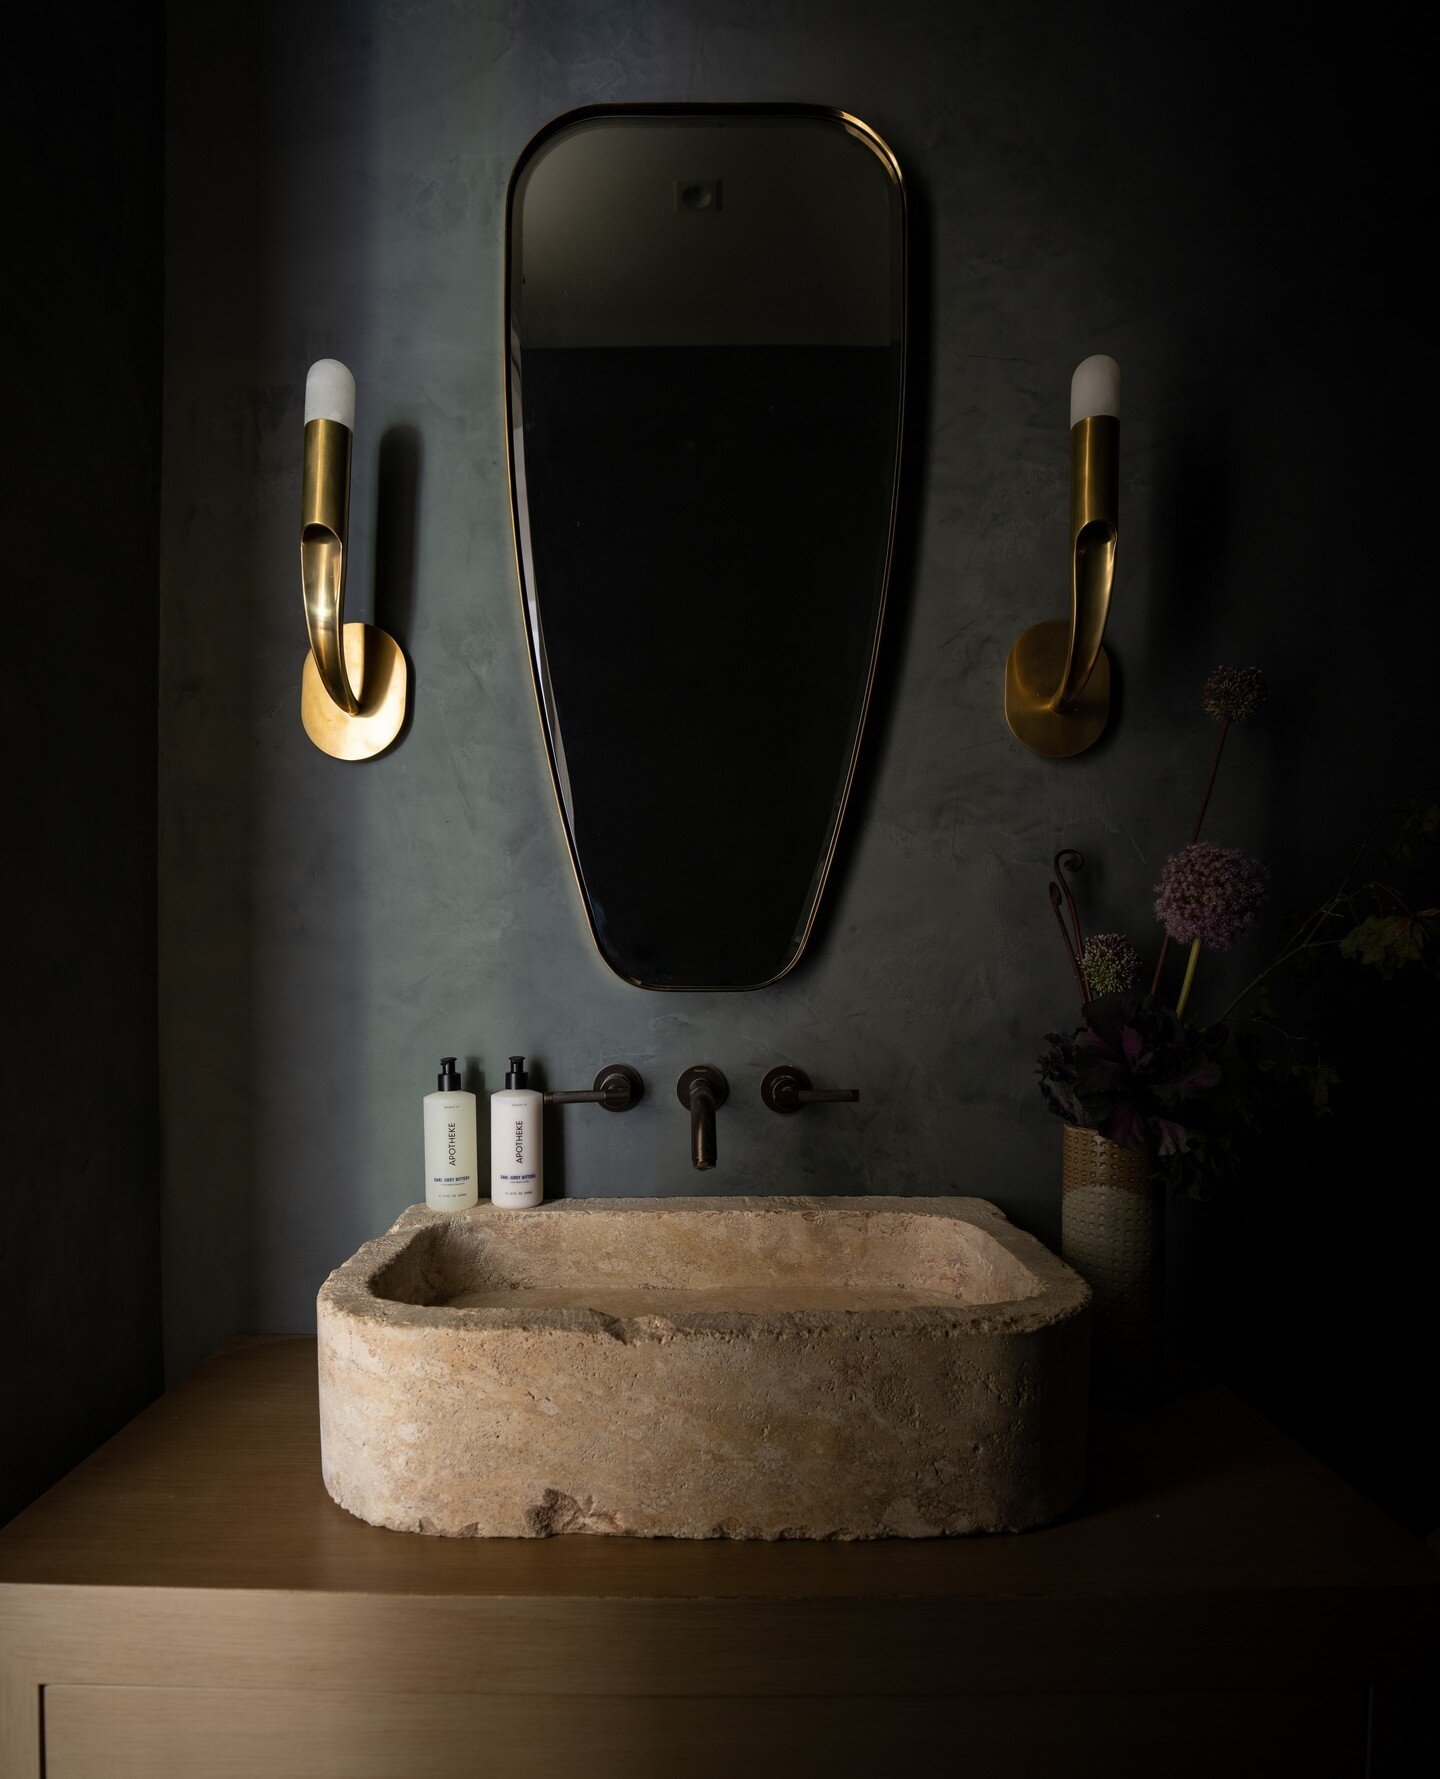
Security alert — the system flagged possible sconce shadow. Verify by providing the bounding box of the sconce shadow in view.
[1085,649,1125,759]
[1141,368,1235,686]
[800,156,933,968]
[369,423,424,753]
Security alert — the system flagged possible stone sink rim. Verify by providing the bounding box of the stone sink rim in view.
[319,1195,1092,1342]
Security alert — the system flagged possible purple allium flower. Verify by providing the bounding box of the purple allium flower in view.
[1155,842,1268,949]
[1203,665,1268,725]
[1082,932,1141,998]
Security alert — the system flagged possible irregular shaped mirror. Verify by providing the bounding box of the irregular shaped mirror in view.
[506,106,905,989]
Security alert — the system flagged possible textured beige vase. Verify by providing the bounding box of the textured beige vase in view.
[1060,1126,1162,1407]
[317,1197,1092,1540]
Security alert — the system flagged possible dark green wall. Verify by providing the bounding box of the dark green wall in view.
[3,8,163,1524]
[158,2,1431,1529]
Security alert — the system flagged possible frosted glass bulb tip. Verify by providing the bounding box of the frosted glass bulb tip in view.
[1070,354,1120,426]
[305,358,356,429]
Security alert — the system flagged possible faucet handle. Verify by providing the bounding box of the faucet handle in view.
[761,1065,860,1115]
[544,1064,644,1112]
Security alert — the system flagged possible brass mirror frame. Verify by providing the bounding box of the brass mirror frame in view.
[502,103,908,991]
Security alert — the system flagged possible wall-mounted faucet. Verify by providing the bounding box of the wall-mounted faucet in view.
[676,1066,728,1171]
[760,1066,860,1114]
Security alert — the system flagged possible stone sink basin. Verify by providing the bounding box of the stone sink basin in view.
[317,1196,1090,1540]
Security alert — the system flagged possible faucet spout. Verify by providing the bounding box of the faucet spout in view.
[676,1066,729,1171]
[690,1079,717,1171]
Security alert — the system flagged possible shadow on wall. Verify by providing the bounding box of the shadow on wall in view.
[374,424,424,751]
[1161,343,1439,1539]
[5,6,165,1524]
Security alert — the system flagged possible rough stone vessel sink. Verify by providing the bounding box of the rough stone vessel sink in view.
[317,1197,1090,1539]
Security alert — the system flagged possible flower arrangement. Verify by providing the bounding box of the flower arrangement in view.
[1040,993,1223,1154]
[1036,663,1437,1188]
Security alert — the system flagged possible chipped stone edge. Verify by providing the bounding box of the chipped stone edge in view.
[316,1196,1092,1342]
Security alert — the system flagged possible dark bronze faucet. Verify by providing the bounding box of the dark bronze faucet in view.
[676,1066,728,1170]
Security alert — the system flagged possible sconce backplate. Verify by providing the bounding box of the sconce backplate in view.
[301,622,408,760]
[1004,619,1109,759]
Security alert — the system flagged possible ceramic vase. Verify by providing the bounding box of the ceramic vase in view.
[1060,1124,1163,1408]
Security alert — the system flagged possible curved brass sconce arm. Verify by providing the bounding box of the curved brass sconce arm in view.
[1005,357,1120,758]
[299,359,408,760]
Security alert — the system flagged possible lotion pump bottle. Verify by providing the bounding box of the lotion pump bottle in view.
[491,1055,543,1208]
[424,1058,478,1212]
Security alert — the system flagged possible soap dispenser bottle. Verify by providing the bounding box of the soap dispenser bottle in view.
[491,1056,543,1208]
[424,1058,479,1212]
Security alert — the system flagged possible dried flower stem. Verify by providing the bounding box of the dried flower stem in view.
[1050,884,1088,1004]
[1151,717,1233,995]
[1151,935,1174,1001]
[1175,938,1203,1019]
[1190,716,1233,843]
[1049,850,1090,1004]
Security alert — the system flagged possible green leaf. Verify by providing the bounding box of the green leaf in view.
[1380,802,1440,869]
[1338,912,1431,978]
[1310,1062,1340,1112]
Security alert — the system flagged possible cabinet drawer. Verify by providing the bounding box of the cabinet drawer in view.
[43,1683,1369,1778]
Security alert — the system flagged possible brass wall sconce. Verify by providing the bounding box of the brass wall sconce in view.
[299,359,408,760]
[1004,356,1120,758]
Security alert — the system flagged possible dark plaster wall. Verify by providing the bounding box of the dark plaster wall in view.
[161,4,1431,1525]
[3,9,164,1524]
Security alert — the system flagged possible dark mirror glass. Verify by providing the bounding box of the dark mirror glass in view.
[506,106,905,989]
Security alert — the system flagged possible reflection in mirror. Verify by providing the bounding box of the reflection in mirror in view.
[506,107,905,989]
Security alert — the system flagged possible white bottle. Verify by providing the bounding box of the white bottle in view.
[491,1055,543,1208]
[423,1058,479,1211]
